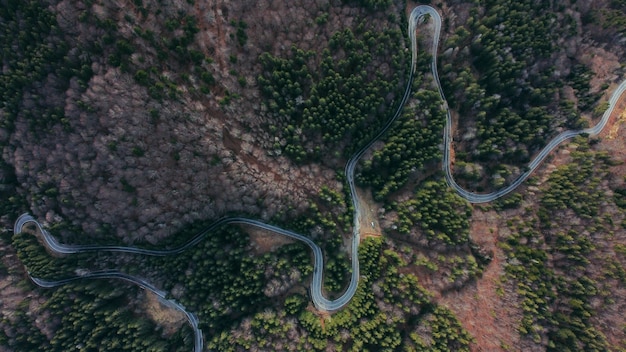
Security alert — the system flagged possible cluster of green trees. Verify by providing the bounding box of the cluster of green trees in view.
[9,218,480,351]
[501,141,614,350]
[384,176,489,290]
[411,306,474,351]
[288,185,353,294]
[344,0,392,11]
[504,219,608,350]
[502,218,556,342]
[6,233,192,351]
[258,22,407,163]
[16,0,624,350]
[568,65,603,112]
[0,0,80,133]
[148,226,308,331]
[357,71,447,199]
[440,0,601,186]
[394,178,472,246]
[230,20,248,46]
[540,144,610,220]
[42,282,191,351]
[9,216,317,350]
[492,192,523,210]
[209,237,474,351]
[11,230,97,278]
[599,0,626,34]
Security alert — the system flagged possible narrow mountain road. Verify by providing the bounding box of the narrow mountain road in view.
[13,5,626,352]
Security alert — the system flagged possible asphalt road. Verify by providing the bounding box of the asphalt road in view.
[13,5,626,352]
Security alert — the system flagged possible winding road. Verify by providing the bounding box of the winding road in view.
[29,272,203,352]
[13,5,626,352]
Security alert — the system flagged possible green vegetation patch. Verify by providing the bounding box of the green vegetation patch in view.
[258,24,407,163]
[441,0,602,186]
[12,230,99,279]
[395,178,472,246]
[501,142,614,350]
[208,237,474,351]
[0,0,78,132]
[357,65,447,199]
[43,282,191,351]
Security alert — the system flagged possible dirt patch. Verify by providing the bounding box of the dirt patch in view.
[306,304,331,326]
[603,129,626,184]
[142,290,186,337]
[238,153,274,176]
[355,187,383,240]
[607,108,626,140]
[585,46,622,94]
[243,225,296,255]
[438,209,523,351]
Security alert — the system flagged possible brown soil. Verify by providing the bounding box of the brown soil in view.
[244,225,296,255]
[141,290,186,337]
[437,209,522,351]
[586,47,621,94]
[222,127,242,154]
[606,108,626,140]
[355,187,383,240]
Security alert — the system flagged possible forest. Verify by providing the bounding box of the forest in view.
[3,0,626,351]
[440,0,611,191]
[500,140,623,350]
[5,219,480,351]
[257,22,408,164]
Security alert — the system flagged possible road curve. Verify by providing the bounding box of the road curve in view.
[30,272,203,352]
[13,6,428,317]
[12,5,626,352]
[415,5,626,202]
